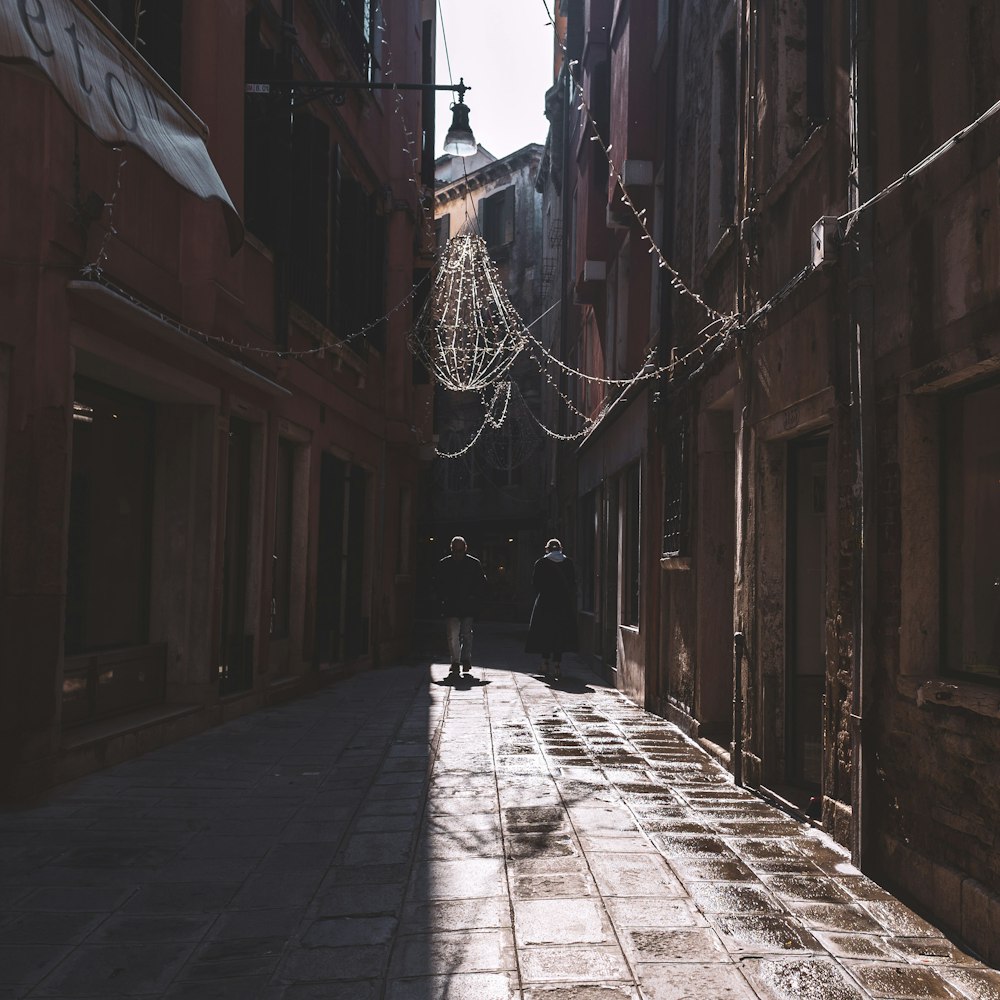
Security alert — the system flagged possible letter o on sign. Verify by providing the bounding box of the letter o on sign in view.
[106,71,137,131]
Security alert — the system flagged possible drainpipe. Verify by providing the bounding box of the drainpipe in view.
[733,631,745,785]
[848,0,875,868]
[732,0,759,789]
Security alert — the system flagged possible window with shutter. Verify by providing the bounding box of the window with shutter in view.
[436,213,451,248]
[482,187,515,250]
[320,0,382,82]
[290,114,331,323]
[332,170,385,351]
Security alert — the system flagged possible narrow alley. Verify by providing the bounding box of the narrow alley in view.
[1,627,998,1000]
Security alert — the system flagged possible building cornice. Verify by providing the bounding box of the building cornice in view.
[435,144,544,204]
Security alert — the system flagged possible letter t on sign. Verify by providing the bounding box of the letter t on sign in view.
[64,20,92,93]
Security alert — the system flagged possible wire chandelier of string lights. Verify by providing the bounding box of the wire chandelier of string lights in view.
[409,234,527,392]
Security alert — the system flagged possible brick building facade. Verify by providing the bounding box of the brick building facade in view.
[0,0,437,797]
[540,0,1000,960]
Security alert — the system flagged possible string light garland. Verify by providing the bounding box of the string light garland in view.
[425,4,1000,458]
[79,149,126,281]
[80,269,431,361]
[75,8,435,364]
[530,6,734,329]
[434,380,512,458]
[528,350,598,426]
[477,380,544,470]
[66,4,999,470]
[63,4,765,460]
[569,67,735,327]
[522,313,737,388]
[410,233,528,391]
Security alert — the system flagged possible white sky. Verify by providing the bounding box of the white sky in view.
[434,0,556,159]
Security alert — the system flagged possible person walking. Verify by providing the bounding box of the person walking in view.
[434,536,487,678]
[526,538,578,681]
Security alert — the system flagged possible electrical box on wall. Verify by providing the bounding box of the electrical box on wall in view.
[811,216,841,269]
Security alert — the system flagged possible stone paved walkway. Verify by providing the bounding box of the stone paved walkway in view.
[1,625,999,999]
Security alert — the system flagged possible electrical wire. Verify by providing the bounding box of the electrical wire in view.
[839,95,1000,230]
[436,0,455,87]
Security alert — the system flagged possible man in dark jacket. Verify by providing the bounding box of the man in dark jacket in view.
[434,536,487,677]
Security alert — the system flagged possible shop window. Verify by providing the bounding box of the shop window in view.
[942,381,1000,683]
[663,413,690,557]
[66,379,153,653]
[219,418,255,696]
[91,0,183,93]
[622,462,641,626]
[271,438,295,640]
[315,456,369,663]
[482,186,515,251]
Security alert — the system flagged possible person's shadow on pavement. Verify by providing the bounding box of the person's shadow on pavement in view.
[537,673,593,694]
[432,672,492,688]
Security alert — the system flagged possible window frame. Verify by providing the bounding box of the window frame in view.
[482,186,516,251]
[940,378,1000,686]
[663,412,691,558]
[621,461,641,627]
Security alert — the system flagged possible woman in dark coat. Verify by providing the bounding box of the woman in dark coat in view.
[525,538,578,680]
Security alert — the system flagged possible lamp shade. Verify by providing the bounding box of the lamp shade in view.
[443,99,477,157]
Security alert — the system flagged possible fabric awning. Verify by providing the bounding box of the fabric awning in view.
[0,0,243,252]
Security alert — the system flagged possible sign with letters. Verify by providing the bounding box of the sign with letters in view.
[0,0,243,251]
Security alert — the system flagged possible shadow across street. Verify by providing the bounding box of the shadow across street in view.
[0,624,996,998]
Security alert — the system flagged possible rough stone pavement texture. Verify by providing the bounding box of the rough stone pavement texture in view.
[1,624,999,999]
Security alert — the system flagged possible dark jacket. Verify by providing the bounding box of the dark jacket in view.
[435,553,487,618]
[525,552,578,654]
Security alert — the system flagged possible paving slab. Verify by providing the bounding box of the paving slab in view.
[2,625,1000,998]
